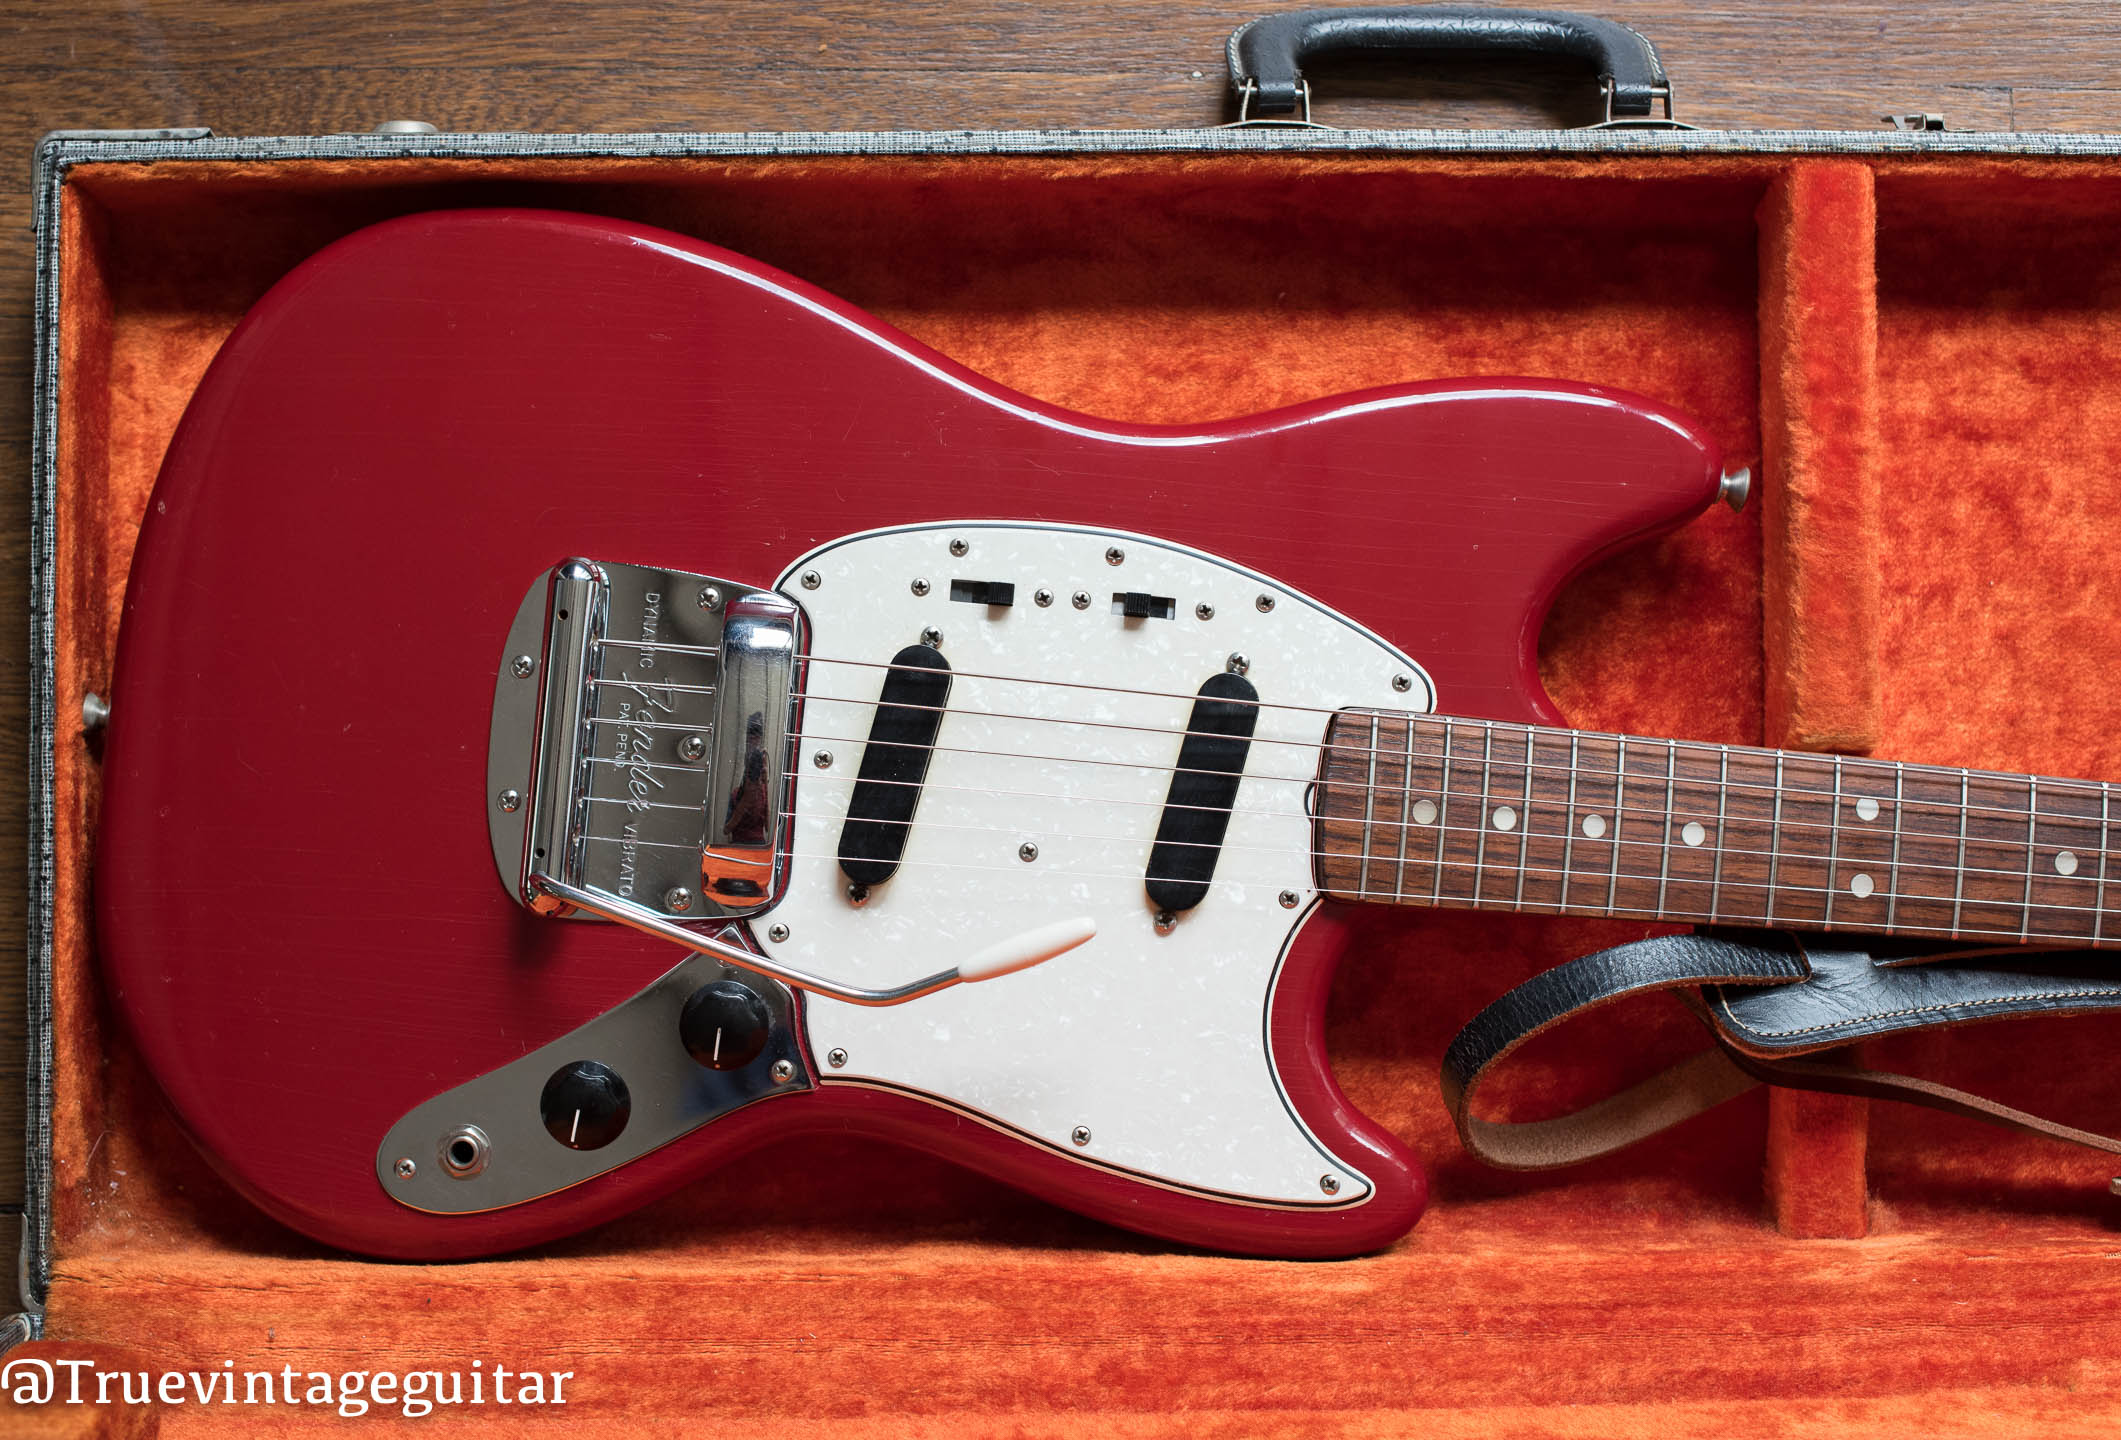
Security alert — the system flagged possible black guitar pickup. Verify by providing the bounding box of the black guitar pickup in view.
[837,644,953,888]
[1144,672,1259,913]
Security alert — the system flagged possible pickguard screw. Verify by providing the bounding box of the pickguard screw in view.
[814,750,833,769]
[1071,1126,1092,1147]
[394,1157,416,1179]
[800,571,822,591]
[1019,842,1040,863]
[827,1048,849,1069]
[1071,591,1091,610]
[1392,673,1414,693]
[1319,1174,1341,1196]
[846,882,871,907]
[697,585,722,609]
[1279,890,1301,909]
[497,789,522,813]
[911,577,931,596]
[664,887,694,913]
[1153,909,1177,935]
[1227,652,1250,676]
[511,654,536,679]
[949,538,969,557]
[770,1059,796,1084]
[921,627,944,648]
[1195,602,1215,621]
[1256,593,1276,613]
[768,923,791,943]
[1034,588,1055,608]
[1105,547,1125,566]
[678,734,707,762]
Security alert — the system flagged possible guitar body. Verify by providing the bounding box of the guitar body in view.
[96,211,1724,1259]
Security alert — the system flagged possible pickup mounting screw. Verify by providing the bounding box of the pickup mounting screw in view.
[827,1047,848,1068]
[1071,591,1091,610]
[497,789,522,813]
[697,585,722,609]
[1071,1126,1092,1146]
[678,734,707,762]
[1105,547,1125,566]
[949,538,969,557]
[511,654,536,679]
[800,571,821,591]
[393,1157,416,1180]
[1256,593,1276,613]
[846,882,870,907]
[1279,890,1300,909]
[911,577,931,596]
[1320,1174,1341,1196]
[813,750,833,769]
[1195,602,1215,621]
[1153,909,1177,935]
[1392,673,1414,693]
[768,923,790,943]
[1227,653,1250,676]
[770,1059,796,1084]
[921,627,944,647]
[664,887,694,912]
[1034,588,1055,607]
[1019,842,1040,863]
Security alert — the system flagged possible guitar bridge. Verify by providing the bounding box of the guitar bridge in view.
[487,558,802,921]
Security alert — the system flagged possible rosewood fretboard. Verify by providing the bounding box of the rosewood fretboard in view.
[1314,712,2120,948]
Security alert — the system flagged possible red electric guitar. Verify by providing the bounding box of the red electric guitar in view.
[97,211,2120,1259]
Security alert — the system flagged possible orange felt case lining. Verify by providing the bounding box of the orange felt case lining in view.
[31,152,2121,1432]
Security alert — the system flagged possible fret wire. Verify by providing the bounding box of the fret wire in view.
[1473,724,1495,908]
[1393,716,1413,903]
[1359,711,1379,902]
[1825,755,1844,927]
[1710,745,1730,923]
[1952,771,1970,938]
[1606,739,1626,917]
[1886,761,1905,933]
[1767,753,1785,924]
[2020,777,2038,941]
[1431,719,1452,906]
[2100,782,2112,946]
[1562,731,1582,915]
[1655,741,1676,921]
[1514,730,1536,912]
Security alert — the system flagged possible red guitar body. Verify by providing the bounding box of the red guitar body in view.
[96,211,1724,1259]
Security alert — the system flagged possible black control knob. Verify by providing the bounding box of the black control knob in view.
[539,1060,631,1150]
[679,979,771,1071]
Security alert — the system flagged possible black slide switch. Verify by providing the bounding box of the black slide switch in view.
[949,579,1015,607]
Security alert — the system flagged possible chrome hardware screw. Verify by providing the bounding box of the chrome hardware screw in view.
[1319,1174,1341,1196]
[813,750,833,769]
[949,538,969,557]
[664,887,694,913]
[1071,1126,1092,1147]
[921,627,944,647]
[697,585,722,610]
[393,1157,416,1180]
[911,577,931,596]
[827,1048,849,1069]
[511,654,536,679]
[1153,909,1177,935]
[1071,591,1091,610]
[1256,593,1276,613]
[1019,842,1040,863]
[1227,653,1250,676]
[1195,602,1215,621]
[1392,673,1414,693]
[1105,547,1125,566]
[1279,890,1301,909]
[770,1059,796,1084]
[677,734,707,762]
[846,882,871,907]
[768,923,791,943]
[800,571,822,591]
[497,789,523,814]
[1034,588,1055,608]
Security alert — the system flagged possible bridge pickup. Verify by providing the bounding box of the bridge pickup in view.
[1144,672,1259,913]
[838,644,954,887]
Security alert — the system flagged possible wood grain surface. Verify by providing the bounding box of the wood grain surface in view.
[3,0,2120,1314]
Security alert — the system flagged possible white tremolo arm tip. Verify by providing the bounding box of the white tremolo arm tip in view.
[954,917,1098,983]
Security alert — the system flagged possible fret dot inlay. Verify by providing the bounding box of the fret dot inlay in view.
[1850,873,1874,898]
[1491,806,1517,832]
[1582,814,1606,839]
[1411,799,1437,826]
[2057,850,2080,876]
[1681,821,1706,847]
[1855,796,1880,822]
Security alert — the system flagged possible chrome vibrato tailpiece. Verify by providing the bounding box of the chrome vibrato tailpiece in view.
[488,557,1094,1005]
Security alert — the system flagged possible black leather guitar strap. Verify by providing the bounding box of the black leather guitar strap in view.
[1441,931,2121,1172]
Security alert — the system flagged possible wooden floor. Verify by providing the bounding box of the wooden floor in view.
[3,0,2120,1318]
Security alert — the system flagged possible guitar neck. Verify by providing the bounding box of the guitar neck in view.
[1313,711,2119,949]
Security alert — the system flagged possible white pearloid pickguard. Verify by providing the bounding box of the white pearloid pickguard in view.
[767,523,1434,1207]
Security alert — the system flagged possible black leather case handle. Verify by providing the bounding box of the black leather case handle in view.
[1227,6,1671,118]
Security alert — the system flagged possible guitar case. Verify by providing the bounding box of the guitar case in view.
[23,5,2121,1432]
